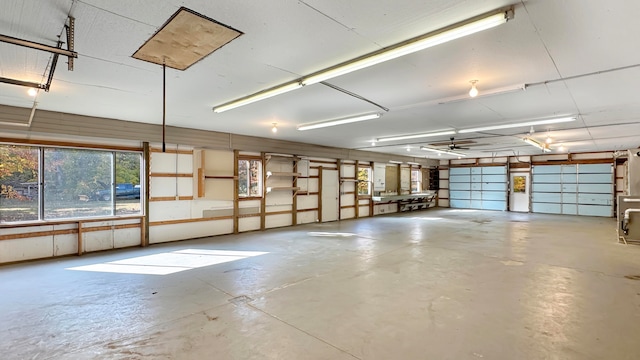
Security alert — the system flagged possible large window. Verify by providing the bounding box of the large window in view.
[357,167,372,195]
[238,159,262,198]
[0,143,142,224]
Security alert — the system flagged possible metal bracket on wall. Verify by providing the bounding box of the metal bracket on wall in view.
[0,16,77,92]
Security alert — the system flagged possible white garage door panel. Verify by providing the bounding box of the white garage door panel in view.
[450,182,471,191]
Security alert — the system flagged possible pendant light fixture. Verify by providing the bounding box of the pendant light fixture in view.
[469,80,479,97]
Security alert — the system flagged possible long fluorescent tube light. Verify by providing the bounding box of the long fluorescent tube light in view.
[420,146,466,157]
[213,82,302,113]
[458,117,576,134]
[302,9,512,86]
[522,137,551,152]
[377,130,456,142]
[212,7,513,112]
[388,160,403,164]
[297,113,381,131]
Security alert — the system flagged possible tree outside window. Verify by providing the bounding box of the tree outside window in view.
[357,167,371,195]
[238,159,262,197]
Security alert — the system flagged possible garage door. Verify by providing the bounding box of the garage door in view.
[531,163,613,217]
[449,166,507,211]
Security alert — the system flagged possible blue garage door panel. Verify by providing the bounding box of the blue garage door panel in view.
[579,205,612,217]
[532,203,562,214]
[532,163,613,217]
[450,174,470,183]
[579,164,612,173]
[562,193,577,204]
[580,183,613,194]
[450,199,471,208]
[563,204,578,215]
[578,193,613,205]
[533,183,562,192]
[482,191,505,201]
[534,174,563,183]
[532,192,560,203]
[483,200,506,210]
[450,191,471,199]
[482,174,507,183]
[482,166,507,175]
[450,168,471,175]
[450,182,471,190]
[579,173,612,183]
[449,166,507,211]
[483,182,507,191]
[533,165,562,174]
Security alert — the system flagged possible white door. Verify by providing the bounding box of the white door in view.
[321,168,339,222]
[510,172,530,212]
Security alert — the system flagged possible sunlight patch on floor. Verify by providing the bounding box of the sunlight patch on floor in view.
[66,249,268,275]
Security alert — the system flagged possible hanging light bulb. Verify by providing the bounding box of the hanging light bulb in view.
[558,144,565,152]
[546,135,553,144]
[271,123,278,133]
[406,147,411,152]
[469,80,479,97]
[371,141,376,146]
[27,88,37,97]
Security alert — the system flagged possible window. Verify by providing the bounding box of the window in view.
[238,159,262,197]
[357,167,372,195]
[411,169,422,192]
[0,143,142,224]
[0,145,39,222]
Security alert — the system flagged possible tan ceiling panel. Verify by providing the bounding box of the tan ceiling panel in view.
[132,7,242,70]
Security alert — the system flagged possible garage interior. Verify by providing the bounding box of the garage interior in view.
[1,1,640,359]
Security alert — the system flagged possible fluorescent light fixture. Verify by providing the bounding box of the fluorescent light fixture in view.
[458,117,576,134]
[420,146,466,157]
[389,160,403,164]
[213,81,302,113]
[212,7,513,112]
[302,9,512,86]
[522,137,551,152]
[297,113,381,131]
[377,130,456,142]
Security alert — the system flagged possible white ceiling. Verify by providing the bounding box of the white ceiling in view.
[1,0,640,158]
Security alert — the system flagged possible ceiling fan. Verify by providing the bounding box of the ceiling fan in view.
[429,137,475,150]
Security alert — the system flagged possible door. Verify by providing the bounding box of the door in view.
[320,168,339,222]
[510,172,529,212]
[449,166,507,210]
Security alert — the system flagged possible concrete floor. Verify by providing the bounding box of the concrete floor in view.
[1,209,640,359]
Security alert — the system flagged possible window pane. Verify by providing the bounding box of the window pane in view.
[357,168,371,195]
[411,170,421,192]
[115,152,142,215]
[44,148,112,219]
[249,160,261,197]
[238,160,249,197]
[0,145,39,223]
